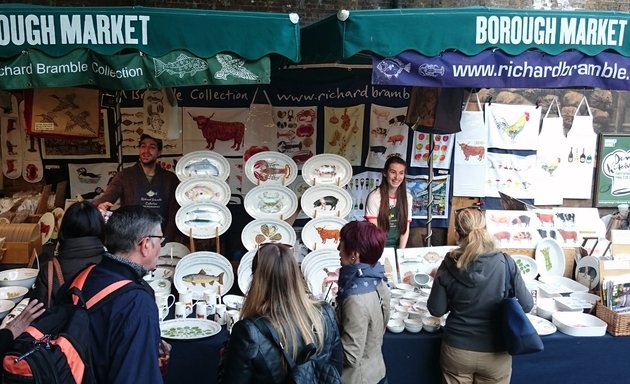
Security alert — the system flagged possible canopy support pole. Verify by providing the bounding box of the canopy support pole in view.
[425,133,434,247]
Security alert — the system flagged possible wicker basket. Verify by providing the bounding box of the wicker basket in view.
[595,302,630,336]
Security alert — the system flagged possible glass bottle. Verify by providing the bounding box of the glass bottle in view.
[580,148,586,163]
[568,147,573,163]
[586,152,592,164]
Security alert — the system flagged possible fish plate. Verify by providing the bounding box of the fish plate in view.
[174,251,234,299]
[175,150,230,182]
[175,202,232,239]
[175,176,231,206]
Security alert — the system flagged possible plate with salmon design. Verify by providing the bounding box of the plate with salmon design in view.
[174,251,234,299]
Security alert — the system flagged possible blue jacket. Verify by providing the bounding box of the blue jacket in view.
[79,253,162,384]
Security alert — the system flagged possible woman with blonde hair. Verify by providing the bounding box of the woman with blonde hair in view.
[220,243,343,383]
[428,207,533,384]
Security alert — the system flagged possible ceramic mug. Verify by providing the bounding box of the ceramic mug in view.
[174,302,186,319]
[226,309,240,333]
[155,293,175,321]
[215,304,228,325]
[178,290,194,316]
[203,290,221,316]
[195,301,208,319]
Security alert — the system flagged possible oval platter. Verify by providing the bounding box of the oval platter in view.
[237,249,257,295]
[50,207,64,240]
[302,252,342,299]
[243,184,298,220]
[175,202,232,239]
[160,318,222,340]
[301,216,348,251]
[534,238,565,277]
[173,251,234,298]
[175,176,231,206]
[301,154,352,187]
[301,249,339,274]
[241,218,297,251]
[526,314,557,336]
[38,212,55,244]
[512,255,539,280]
[300,185,353,219]
[175,150,230,181]
[244,151,298,186]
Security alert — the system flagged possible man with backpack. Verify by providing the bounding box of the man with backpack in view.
[80,205,167,383]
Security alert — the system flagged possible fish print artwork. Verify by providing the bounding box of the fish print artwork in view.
[184,184,219,202]
[182,269,225,287]
[183,159,220,177]
[154,53,209,78]
[176,202,232,239]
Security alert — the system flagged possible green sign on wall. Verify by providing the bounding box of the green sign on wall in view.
[596,134,630,207]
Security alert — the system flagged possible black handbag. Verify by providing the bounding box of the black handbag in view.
[501,253,544,355]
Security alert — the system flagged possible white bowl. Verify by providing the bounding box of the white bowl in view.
[569,292,601,309]
[390,311,408,321]
[552,312,607,337]
[536,298,581,320]
[0,299,15,319]
[0,286,29,304]
[422,316,441,333]
[407,308,429,320]
[223,294,245,310]
[0,268,38,289]
[148,278,171,294]
[404,318,423,333]
[402,291,421,300]
[399,298,415,309]
[394,283,415,291]
[387,319,405,333]
[389,288,405,298]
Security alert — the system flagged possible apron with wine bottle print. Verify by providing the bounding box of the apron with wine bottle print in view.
[565,96,597,199]
[534,98,568,205]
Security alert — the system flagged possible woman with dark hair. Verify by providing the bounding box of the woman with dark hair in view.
[427,207,533,384]
[220,243,343,383]
[364,156,412,248]
[32,201,106,308]
[336,221,391,384]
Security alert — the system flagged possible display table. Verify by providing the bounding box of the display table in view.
[164,325,630,383]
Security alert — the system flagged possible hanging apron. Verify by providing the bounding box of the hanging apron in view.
[565,96,597,199]
[534,98,567,205]
[454,93,486,197]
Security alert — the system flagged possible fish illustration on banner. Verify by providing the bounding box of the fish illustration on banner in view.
[486,103,540,150]
[183,107,248,156]
[324,105,364,166]
[485,152,537,198]
[409,132,454,169]
[154,53,209,78]
[273,106,317,168]
[365,104,408,168]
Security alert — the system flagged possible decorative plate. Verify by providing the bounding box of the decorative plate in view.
[301,249,339,274]
[302,252,341,300]
[534,238,565,276]
[244,185,298,220]
[175,150,230,181]
[237,249,257,294]
[526,314,557,336]
[244,151,298,186]
[575,256,600,290]
[175,176,231,206]
[51,207,64,240]
[157,242,190,269]
[223,294,245,310]
[512,255,539,280]
[300,185,352,219]
[241,219,297,251]
[301,217,348,251]
[160,318,222,340]
[301,154,352,187]
[173,251,234,298]
[175,202,232,239]
[38,212,55,244]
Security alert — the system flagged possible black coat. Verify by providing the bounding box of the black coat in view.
[31,236,105,308]
[220,303,343,384]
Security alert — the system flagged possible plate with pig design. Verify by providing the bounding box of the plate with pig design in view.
[300,185,352,219]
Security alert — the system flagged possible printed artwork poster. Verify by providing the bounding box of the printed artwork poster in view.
[182,107,248,156]
[273,106,317,168]
[365,104,409,169]
[143,88,180,140]
[156,156,180,174]
[409,132,454,169]
[485,152,537,199]
[41,109,111,159]
[120,107,182,156]
[346,170,381,221]
[486,103,541,150]
[406,174,449,219]
[564,102,597,199]
[323,105,365,166]
[68,162,119,200]
[241,102,275,160]
[453,108,487,197]
[485,210,540,249]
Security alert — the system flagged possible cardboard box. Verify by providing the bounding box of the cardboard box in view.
[610,230,630,260]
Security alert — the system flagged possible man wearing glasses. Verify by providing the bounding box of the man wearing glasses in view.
[93,134,180,242]
[76,205,170,383]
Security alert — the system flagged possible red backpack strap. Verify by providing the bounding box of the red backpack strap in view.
[69,265,133,308]
[46,258,65,308]
[70,265,97,305]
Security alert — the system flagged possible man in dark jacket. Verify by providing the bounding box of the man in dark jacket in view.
[92,134,180,241]
[80,205,168,383]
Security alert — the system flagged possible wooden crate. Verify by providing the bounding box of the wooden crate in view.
[0,223,42,265]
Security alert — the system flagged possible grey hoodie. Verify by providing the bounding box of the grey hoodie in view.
[428,251,534,352]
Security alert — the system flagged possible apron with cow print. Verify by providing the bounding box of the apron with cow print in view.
[453,93,486,197]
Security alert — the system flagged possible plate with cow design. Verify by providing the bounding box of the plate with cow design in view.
[575,256,600,290]
[175,202,232,239]
[301,154,353,187]
[173,251,234,299]
[175,150,230,182]
[243,184,298,220]
[241,218,297,252]
[534,238,565,277]
[301,216,348,251]
[244,151,298,186]
[175,176,231,206]
[300,185,352,219]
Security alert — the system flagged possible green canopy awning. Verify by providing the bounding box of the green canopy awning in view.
[301,7,630,64]
[0,5,301,89]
